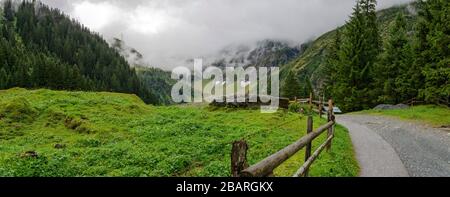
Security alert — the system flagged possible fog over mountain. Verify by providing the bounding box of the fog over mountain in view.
[37,0,414,69]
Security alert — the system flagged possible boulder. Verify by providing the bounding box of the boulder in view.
[374,104,410,110]
[374,104,395,110]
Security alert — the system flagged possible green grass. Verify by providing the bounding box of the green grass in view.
[0,88,358,177]
[355,105,450,127]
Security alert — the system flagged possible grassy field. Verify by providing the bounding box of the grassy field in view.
[0,88,358,177]
[355,105,450,127]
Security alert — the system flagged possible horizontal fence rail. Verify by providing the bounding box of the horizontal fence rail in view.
[293,134,334,177]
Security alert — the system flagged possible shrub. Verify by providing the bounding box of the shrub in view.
[288,102,301,113]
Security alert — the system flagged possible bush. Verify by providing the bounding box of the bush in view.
[288,102,301,113]
[288,102,314,115]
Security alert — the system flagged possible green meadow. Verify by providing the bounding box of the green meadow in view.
[0,88,358,177]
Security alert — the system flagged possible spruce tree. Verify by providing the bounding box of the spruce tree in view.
[415,0,450,105]
[300,78,313,98]
[323,29,341,98]
[330,0,381,111]
[0,68,8,89]
[282,71,302,98]
[376,13,414,104]
[3,0,14,22]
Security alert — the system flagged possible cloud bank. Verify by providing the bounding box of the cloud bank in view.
[39,0,414,69]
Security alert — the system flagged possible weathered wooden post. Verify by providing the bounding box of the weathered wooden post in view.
[327,99,334,151]
[319,97,323,119]
[304,116,313,177]
[231,140,249,177]
[309,92,313,111]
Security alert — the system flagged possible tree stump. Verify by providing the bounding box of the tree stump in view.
[231,140,249,177]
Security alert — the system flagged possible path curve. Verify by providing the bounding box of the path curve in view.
[337,115,450,177]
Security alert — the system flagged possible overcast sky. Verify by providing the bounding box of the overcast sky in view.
[38,0,414,69]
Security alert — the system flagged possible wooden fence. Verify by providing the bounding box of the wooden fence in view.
[231,99,336,177]
[292,94,330,118]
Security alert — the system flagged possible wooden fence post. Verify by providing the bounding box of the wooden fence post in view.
[231,140,249,177]
[309,92,313,110]
[304,116,313,177]
[319,98,323,119]
[327,99,334,152]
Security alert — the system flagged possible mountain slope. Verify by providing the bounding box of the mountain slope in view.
[111,38,175,105]
[211,40,304,69]
[136,66,175,105]
[0,1,160,104]
[280,3,418,97]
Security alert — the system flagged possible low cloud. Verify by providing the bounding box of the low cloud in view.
[39,0,414,69]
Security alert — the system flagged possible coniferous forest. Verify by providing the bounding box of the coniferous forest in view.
[0,0,162,104]
[324,0,449,112]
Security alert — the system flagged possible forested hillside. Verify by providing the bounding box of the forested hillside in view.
[326,0,449,111]
[136,66,175,105]
[281,4,418,99]
[110,37,175,105]
[282,0,449,112]
[0,1,161,104]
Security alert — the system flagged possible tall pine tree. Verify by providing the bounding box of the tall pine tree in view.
[329,0,381,112]
[323,28,341,98]
[415,0,450,105]
[375,13,415,104]
[282,71,302,98]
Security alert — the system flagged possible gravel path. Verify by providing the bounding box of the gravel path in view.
[337,115,450,177]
